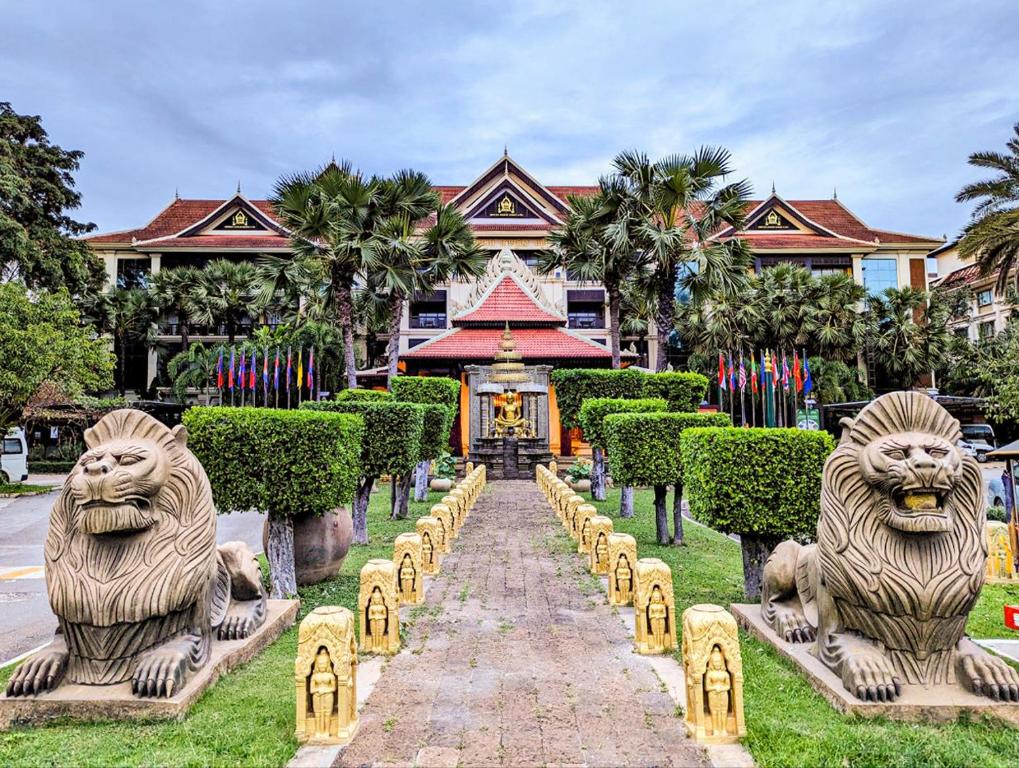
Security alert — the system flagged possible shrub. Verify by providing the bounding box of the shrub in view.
[641,372,709,413]
[433,452,456,480]
[604,411,732,543]
[27,460,76,474]
[987,505,1007,523]
[418,404,452,462]
[551,368,646,430]
[681,426,835,599]
[301,400,424,542]
[184,406,364,598]
[390,376,460,411]
[335,388,393,402]
[578,398,667,450]
[566,457,592,483]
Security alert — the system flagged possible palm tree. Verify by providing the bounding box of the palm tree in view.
[192,259,259,343]
[92,287,159,395]
[866,287,950,390]
[254,252,317,323]
[613,148,753,371]
[752,264,814,352]
[956,123,1019,294]
[166,341,217,402]
[148,266,202,350]
[803,272,867,362]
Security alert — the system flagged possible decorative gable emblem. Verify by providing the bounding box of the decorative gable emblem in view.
[488,194,525,218]
[215,209,260,231]
[752,208,795,230]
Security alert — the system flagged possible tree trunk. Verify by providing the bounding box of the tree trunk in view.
[390,474,412,520]
[620,486,634,518]
[590,447,607,501]
[180,321,189,352]
[266,515,297,599]
[654,270,676,372]
[117,334,127,396]
[607,281,622,369]
[385,292,404,389]
[334,281,358,390]
[740,535,777,601]
[352,476,374,545]
[653,485,669,545]
[414,459,430,502]
[672,482,684,546]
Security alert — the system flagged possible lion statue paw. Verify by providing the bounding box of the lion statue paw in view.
[841,651,902,702]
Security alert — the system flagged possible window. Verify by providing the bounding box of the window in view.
[407,337,429,348]
[3,438,22,454]
[568,305,604,329]
[116,258,151,289]
[861,258,899,297]
[977,289,993,307]
[409,291,446,329]
[979,320,996,339]
[954,327,970,339]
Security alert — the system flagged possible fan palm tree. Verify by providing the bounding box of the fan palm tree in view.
[91,287,159,395]
[191,259,259,343]
[612,148,753,371]
[166,341,217,402]
[956,123,1019,294]
[866,287,950,390]
[148,266,202,350]
[803,272,867,362]
[753,263,814,352]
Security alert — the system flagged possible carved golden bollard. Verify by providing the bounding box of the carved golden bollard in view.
[986,521,1018,582]
[465,461,474,476]
[416,517,442,575]
[576,504,597,555]
[607,533,637,606]
[682,604,746,743]
[441,495,461,537]
[549,459,558,477]
[358,560,400,655]
[393,533,424,605]
[633,558,677,655]
[450,488,467,530]
[588,516,614,575]
[295,606,358,744]
[431,503,454,552]
[565,495,585,537]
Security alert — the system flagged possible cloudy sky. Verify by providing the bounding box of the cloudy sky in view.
[3,1,1017,240]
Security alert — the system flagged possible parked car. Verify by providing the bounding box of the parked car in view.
[986,474,1006,509]
[961,423,996,448]
[1,428,29,484]
[960,438,995,463]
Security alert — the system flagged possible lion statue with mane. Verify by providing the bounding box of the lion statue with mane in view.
[6,409,266,699]
[762,391,1019,702]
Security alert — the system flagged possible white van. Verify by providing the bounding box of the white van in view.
[1,428,29,484]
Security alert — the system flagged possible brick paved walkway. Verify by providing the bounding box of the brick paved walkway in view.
[338,480,708,768]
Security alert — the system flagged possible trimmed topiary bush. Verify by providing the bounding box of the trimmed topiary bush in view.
[579,397,668,504]
[550,368,646,430]
[335,388,393,402]
[390,375,461,501]
[641,372,709,413]
[184,406,363,598]
[681,426,836,599]
[604,412,731,544]
[302,400,424,542]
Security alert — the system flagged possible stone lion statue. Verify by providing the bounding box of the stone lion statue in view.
[6,409,267,699]
[762,391,1019,702]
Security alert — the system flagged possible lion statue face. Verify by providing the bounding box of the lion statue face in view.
[858,429,964,533]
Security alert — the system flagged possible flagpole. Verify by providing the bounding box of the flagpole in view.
[750,351,757,428]
[792,350,799,429]
[739,352,747,427]
[286,346,292,410]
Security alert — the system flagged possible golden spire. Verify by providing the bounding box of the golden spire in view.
[489,323,530,384]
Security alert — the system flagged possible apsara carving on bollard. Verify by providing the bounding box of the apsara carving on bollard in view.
[588,516,614,575]
[761,391,1019,702]
[682,604,745,743]
[358,560,400,655]
[576,504,597,555]
[5,409,267,699]
[986,521,1017,583]
[416,517,442,575]
[634,558,677,655]
[430,503,454,552]
[393,533,424,604]
[607,533,637,606]
[295,606,358,744]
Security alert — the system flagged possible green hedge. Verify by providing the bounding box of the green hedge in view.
[301,400,423,477]
[604,412,732,486]
[27,460,76,474]
[417,404,452,461]
[551,368,646,429]
[578,397,668,450]
[334,388,393,402]
[184,407,363,518]
[681,427,835,540]
[390,376,460,411]
[642,372,709,413]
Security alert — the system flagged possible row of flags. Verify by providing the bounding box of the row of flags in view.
[717,350,814,428]
[214,346,316,406]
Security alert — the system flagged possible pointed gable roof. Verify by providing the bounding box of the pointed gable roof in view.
[448,152,572,225]
[451,248,566,326]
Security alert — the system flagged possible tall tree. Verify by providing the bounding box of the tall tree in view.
[0,102,103,293]
[956,122,1019,294]
[613,148,753,371]
[191,259,259,343]
[148,266,202,350]
[866,287,949,390]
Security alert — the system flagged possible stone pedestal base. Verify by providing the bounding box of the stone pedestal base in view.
[731,603,1019,725]
[0,599,299,729]
[470,436,552,480]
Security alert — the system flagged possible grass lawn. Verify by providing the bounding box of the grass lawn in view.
[0,484,53,496]
[583,487,1019,768]
[0,487,448,768]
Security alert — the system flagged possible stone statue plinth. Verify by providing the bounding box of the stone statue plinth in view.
[607,533,637,606]
[358,560,400,656]
[634,558,677,655]
[393,533,424,605]
[416,517,442,575]
[576,504,597,555]
[986,521,1018,583]
[588,516,614,575]
[295,606,358,745]
[681,604,746,743]
[430,504,454,553]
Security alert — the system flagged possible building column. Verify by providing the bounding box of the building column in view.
[147,253,161,391]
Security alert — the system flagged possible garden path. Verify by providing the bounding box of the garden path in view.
[337,480,708,768]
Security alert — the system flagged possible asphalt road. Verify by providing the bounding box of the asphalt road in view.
[0,476,264,665]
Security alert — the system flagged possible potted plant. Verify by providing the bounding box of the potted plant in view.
[566,457,592,492]
[430,452,456,492]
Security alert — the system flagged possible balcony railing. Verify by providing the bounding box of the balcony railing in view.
[409,313,447,329]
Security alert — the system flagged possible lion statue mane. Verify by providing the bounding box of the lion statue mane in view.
[6,409,266,699]
[761,391,1019,702]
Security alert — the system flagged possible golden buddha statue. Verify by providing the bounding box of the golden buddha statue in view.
[494,390,531,437]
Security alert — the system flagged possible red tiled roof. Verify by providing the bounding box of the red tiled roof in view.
[455,275,564,325]
[935,264,982,289]
[403,328,609,359]
[434,186,465,203]
[736,233,864,250]
[135,235,291,249]
[547,186,599,199]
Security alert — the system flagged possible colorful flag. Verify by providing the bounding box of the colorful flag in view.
[238,350,247,391]
[793,351,803,393]
[718,353,726,391]
[216,347,224,389]
[803,357,813,395]
[750,356,759,395]
[286,346,293,389]
[296,348,304,392]
[228,348,236,391]
[782,352,790,391]
[759,350,766,390]
[307,346,314,390]
[249,351,256,391]
[273,347,280,390]
[728,354,735,391]
[262,347,269,388]
[738,357,747,392]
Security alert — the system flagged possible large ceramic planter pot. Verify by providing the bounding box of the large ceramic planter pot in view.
[262,507,354,586]
[570,479,592,493]
[430,477,453,492]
